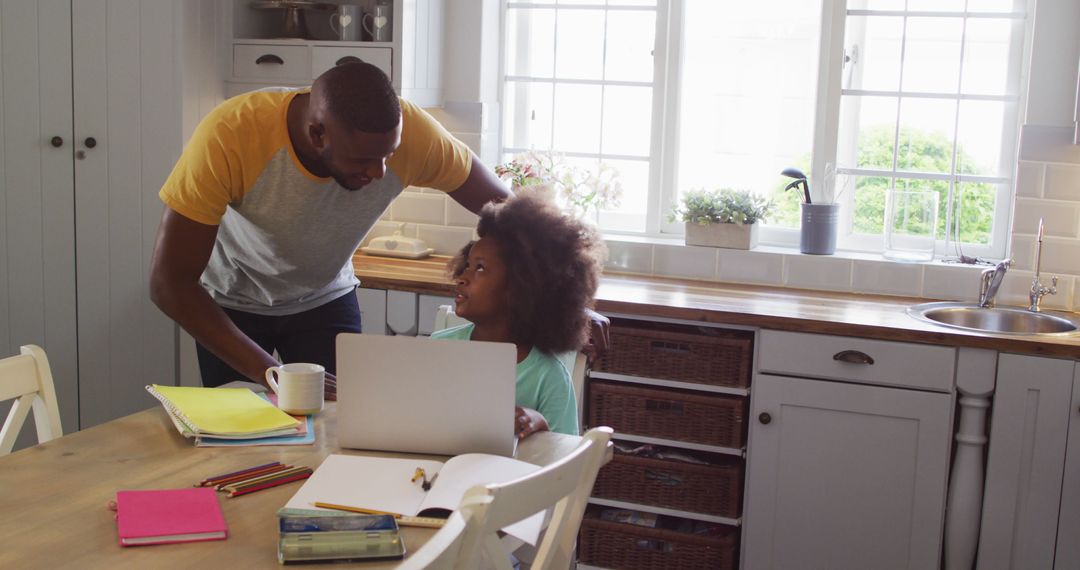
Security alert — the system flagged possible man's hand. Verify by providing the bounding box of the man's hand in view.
[582,308,610,363]
[515,406,549,440]
[324,372,338,401]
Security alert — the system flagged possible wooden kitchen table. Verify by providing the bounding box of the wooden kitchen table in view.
[0,401,584,569]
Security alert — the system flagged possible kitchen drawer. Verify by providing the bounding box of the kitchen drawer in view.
[312,46,393,80]
[233,44,311,82]
[757,330,955,392]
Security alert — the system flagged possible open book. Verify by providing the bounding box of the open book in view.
[285,454,545,545]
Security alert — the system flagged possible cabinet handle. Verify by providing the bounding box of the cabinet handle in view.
[759,412,772,424]
[51,136,64,148]
[255,54,285,65]
[84,137,97,149]
[336,56,363,66]
[833,350,874,365]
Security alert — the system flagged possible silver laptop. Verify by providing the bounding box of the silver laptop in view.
[336,333,517,456]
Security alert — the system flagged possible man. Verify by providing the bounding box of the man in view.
[150,62,518,393]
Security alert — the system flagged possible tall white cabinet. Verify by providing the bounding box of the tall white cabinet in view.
[1,0,212,436]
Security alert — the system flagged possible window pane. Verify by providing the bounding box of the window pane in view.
[598,159,649,232]
[605,10,655,82]
[505,8,555,78]
[894,177,949,240]
[907,0,966,11]
[961,19,1017,96]
[601,86,652,156]
[502,81,554,149]
[965,0,1019,12]
[953,182,998,245]
[837,95,898,170]
[956,100,1014,176]
[847,0,904,8]
[901,17,963,93]
[896,98,956,174]
[555,9,605,80]
[844,16,903,91]
[552,84,602,153]
[610,0,657,6]
[852,176,891,235]
[677,0,822,213]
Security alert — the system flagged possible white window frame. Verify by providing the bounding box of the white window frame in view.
[499,0,1031,260]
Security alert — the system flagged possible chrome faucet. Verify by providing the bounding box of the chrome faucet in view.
[978,259,1012,308]
[1029,218,1057,312]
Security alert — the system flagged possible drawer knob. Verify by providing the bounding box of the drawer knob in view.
[50,136,64,148]
[336,56,363,66]
[833,350,874,365]
[758,412,772,425]
[255,54,285,65]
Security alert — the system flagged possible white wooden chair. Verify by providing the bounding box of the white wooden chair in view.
[394,509,479,570]
[457,426,614,570]
[433,305,588,430]
[0,344,63,455]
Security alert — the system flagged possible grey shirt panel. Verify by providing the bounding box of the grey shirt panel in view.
[201,149,405,316]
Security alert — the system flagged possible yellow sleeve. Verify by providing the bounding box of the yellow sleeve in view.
[158,92,290,225]
[388,100,472,192]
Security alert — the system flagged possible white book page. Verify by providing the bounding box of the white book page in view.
[284,455,445,516]
[419,453,545,546]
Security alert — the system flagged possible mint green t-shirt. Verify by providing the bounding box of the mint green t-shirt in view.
[430,323,579,435]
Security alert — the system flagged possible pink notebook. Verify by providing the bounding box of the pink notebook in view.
[115,488,228,546]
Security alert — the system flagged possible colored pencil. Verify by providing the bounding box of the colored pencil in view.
[227,470,313,498]
[213,464,293,489]
[220,465,308,492]
[199,461,282,486]
[313,502,403,518]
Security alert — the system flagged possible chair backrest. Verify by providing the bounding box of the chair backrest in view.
[433,305,588,432]
[394,508,479,570]
[0,345,63,455]
[457,426,614,570]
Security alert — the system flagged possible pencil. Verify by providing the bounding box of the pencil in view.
[313,502,403,518]
[221,466,309,492]
[227,469,313,498]
[199,461,282,486]
[213,464,293,489]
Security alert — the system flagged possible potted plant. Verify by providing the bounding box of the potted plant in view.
[495,150,622,222]
[671,188,773,249]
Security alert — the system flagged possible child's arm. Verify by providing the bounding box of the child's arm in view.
[515,406,550,440]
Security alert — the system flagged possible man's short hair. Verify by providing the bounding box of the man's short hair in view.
[315,61,401,133]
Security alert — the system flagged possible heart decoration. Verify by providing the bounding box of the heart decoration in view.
[384,240,398,250]
[374,16,388,29]
[338,14,353,27]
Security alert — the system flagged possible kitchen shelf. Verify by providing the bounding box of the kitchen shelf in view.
[589,370,750,396]
[610,433,745,457]
[233,37,395,48]
[587,497,741,527]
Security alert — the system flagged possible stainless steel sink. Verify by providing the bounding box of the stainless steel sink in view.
[907,302,1080,335]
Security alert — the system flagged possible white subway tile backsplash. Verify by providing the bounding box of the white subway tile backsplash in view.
[652,245,718,281]
[922,264,982,302]
[1040,237,1080,276]
[1044,164,1080,201]
[445,198,479,228]
[604,241,654,274]
[996,271,1074,311]
[417,225,475,255]
[391,193,446,224]
[717,249,785,284]
[852,260,923,297]
[1009,234,1035,272]
[1012,199,1080,237]
[1015,162,1044,198]
[783,255,852,292]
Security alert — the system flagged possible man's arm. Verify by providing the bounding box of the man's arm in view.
[149,207,279,384]
[448,154,513,214]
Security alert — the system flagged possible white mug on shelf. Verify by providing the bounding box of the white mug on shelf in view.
[330,5,362,41]
[362,1,391,42]
[265,362,325,415]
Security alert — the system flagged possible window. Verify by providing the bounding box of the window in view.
[500,0,1028,259]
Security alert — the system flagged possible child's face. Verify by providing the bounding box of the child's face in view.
[453,237,510,323]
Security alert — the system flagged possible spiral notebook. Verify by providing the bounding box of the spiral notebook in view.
[145,385,300,440]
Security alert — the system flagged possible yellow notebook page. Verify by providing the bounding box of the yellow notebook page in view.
[147,385,300,435]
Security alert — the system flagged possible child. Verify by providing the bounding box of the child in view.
[431,193,606,438]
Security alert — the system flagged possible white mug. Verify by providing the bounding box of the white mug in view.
[265,363,325,415]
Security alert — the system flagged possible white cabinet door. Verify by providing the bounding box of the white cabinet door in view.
[0,0,79,439]
[356,288,387,335]
[979,354,1075,570]
[743,374,952,570]
[1056,362,1080,569]
[71,0,180,427]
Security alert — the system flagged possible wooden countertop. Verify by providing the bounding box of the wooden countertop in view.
[353,252,1080,359]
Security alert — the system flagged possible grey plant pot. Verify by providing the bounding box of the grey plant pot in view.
[684,222,759,249]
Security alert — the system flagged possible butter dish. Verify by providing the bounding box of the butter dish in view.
[361,231,434,259]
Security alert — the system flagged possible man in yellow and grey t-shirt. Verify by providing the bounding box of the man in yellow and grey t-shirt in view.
[149,62,511,392]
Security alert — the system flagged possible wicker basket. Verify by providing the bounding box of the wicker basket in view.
[587,381,747,448]
[593,322,752,388]
[578,515,738,570]
[593,452,743,518]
